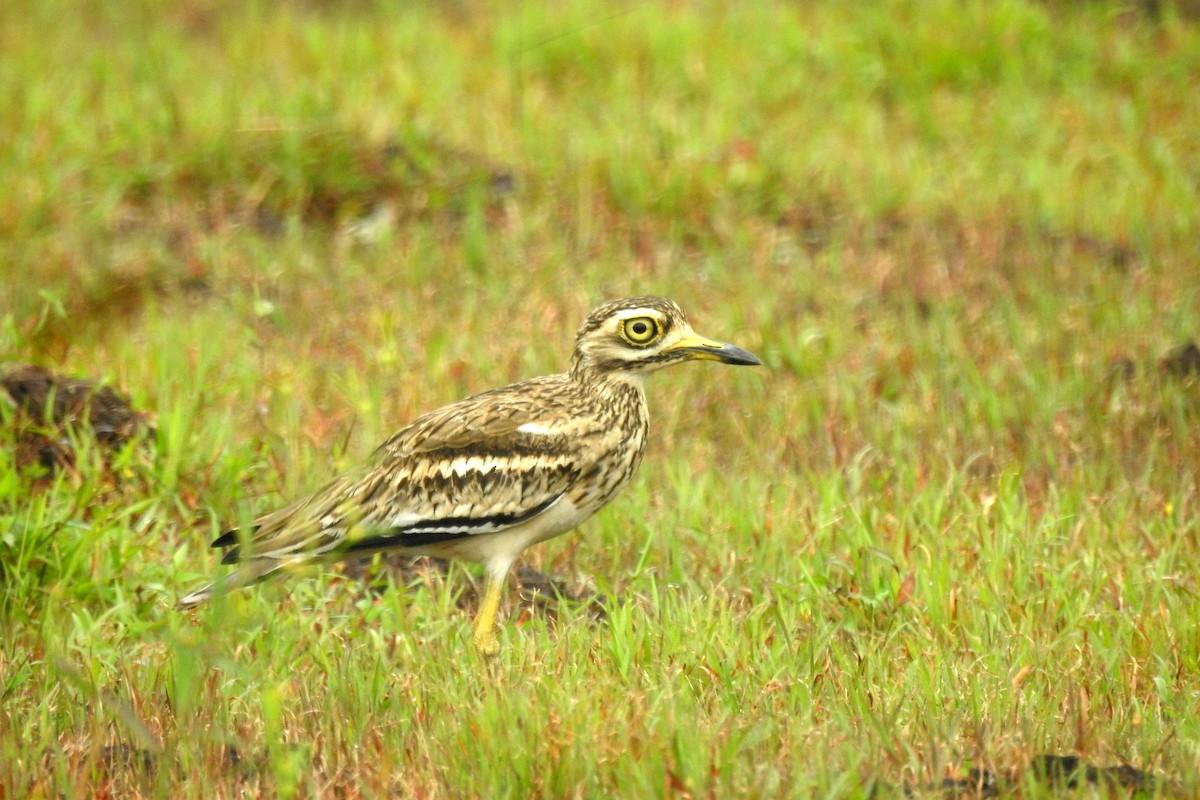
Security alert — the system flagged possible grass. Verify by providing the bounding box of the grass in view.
[2,0,1200,796]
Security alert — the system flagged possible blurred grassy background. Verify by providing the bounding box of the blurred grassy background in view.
[2,0,1199,796]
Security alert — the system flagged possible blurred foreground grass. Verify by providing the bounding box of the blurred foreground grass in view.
[2,0,1199,796]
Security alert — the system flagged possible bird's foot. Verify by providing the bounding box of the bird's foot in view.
[473,627,501,657]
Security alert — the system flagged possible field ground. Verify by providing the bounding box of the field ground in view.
[2,0,1200,796]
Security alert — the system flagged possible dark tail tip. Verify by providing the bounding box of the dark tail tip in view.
[212,528,252,564]
[211,529,239,548]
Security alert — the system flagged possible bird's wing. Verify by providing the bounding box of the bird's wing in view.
[214,376,585,562]
[374,377,564,455]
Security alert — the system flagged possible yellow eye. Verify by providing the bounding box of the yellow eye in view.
[621,316,661,346]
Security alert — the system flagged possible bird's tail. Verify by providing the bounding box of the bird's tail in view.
[174,558,291,610]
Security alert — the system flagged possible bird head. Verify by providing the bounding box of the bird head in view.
[569,296,761,380]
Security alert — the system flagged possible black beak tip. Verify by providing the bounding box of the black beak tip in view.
[720,344,763,366]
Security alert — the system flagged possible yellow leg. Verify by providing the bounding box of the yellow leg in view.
[472,571,506,656]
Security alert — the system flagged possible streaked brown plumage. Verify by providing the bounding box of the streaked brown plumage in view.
[176,296,761,653]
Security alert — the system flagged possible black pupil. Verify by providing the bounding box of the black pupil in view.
[632,322,649,336]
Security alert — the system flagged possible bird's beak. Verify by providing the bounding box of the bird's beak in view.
[665,331,762,366]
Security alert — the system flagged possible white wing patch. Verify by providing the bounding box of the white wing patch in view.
[380,511,425,530]
[446,456,497,477]
[381,494,565,537]
[516,421,557,435]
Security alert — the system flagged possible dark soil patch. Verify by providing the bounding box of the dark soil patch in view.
[0,364,154,477]
[887,754,1160,798]
[1102,340,1200,394]
[1160,340,1200,380]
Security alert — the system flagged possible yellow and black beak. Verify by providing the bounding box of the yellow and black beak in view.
[664,331,762,366]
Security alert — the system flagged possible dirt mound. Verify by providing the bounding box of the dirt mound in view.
[0,365,154,475]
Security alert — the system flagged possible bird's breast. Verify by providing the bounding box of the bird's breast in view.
[564,382,650,515]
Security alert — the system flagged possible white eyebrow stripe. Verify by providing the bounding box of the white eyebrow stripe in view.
[516,421,557,435]
[615,306,661,318]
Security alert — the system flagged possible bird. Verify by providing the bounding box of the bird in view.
[176,296,761,654]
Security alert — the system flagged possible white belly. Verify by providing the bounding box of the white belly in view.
[411,496,591,565]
